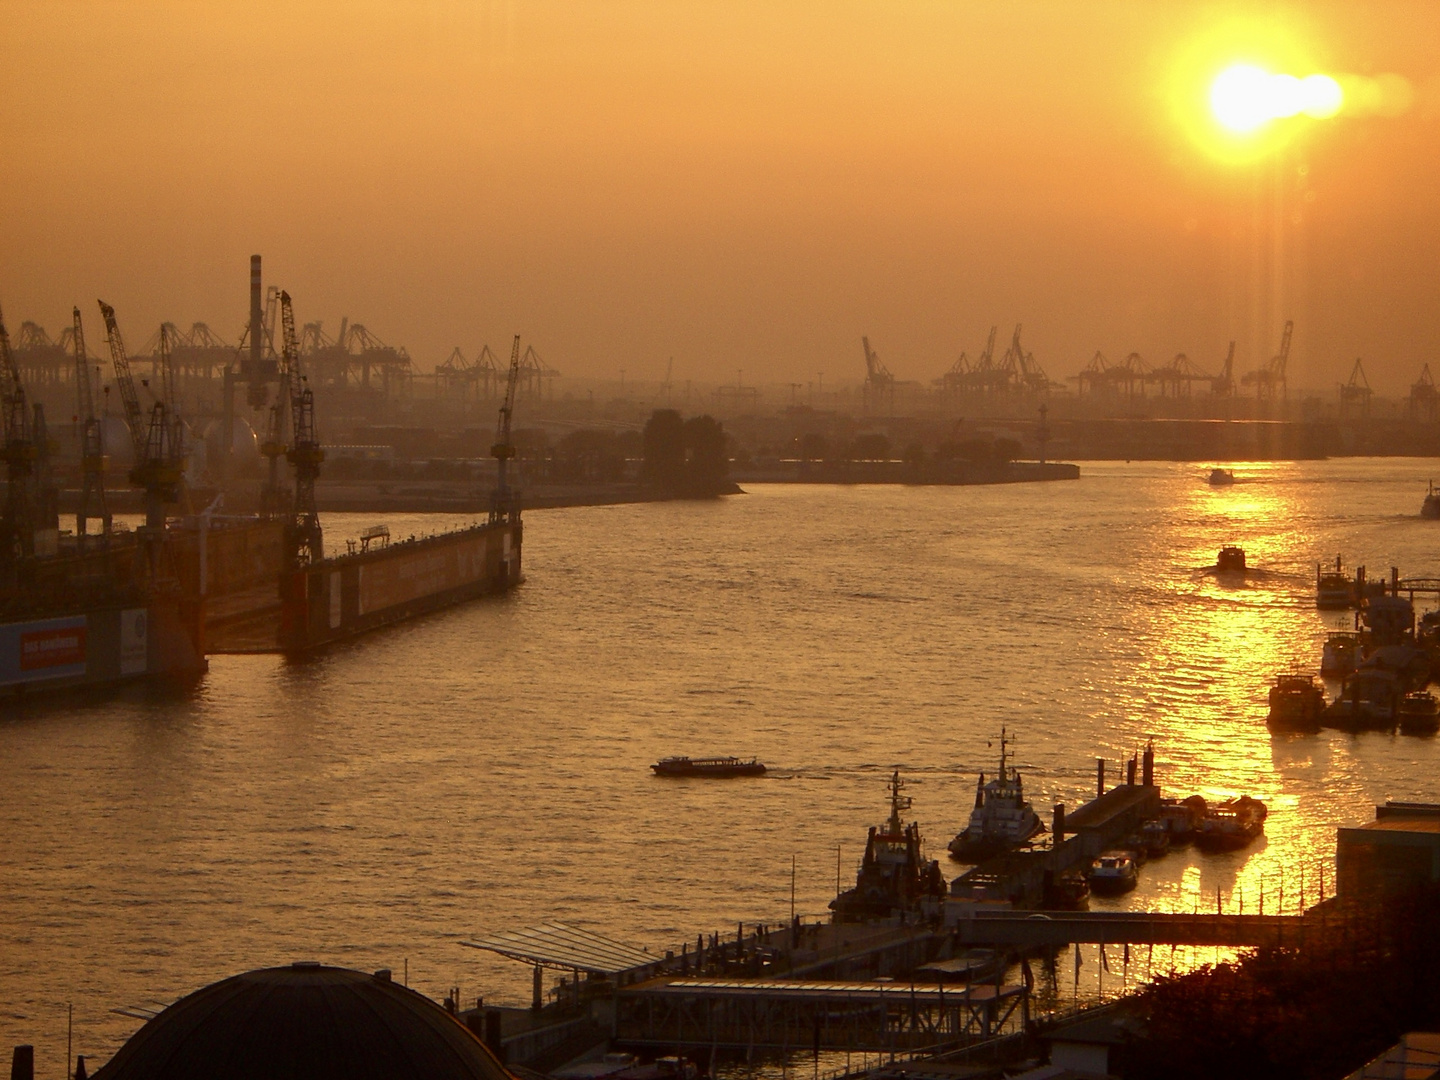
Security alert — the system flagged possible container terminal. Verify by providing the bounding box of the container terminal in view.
[0,257,523,697]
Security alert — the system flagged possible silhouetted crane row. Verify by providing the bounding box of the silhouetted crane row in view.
[938,325,1053,396]
[99,301,184,536]
[491,334,522,524]
[1241,320,1293,401]
[0,303,39,566]
[1409,364,1438,422]
[1339,358,1373,419]
[71,307,111,541]
[1212,342,1236,397]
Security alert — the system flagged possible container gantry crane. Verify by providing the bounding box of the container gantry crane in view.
[71,307,111,541]
[491,334,522,524]
[99,301,184,537]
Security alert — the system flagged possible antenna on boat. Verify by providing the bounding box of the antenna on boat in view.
[889,770,912,825]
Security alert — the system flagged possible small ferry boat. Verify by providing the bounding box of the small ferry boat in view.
[1321,632,1361,676]
[831,771,947,923]
[1266,670,1325,733]
[1208,468,1236,486]
[947,728,1045,863]
[1215,545,1247,575]
[1317,556,1354,610]
[1423,482,1440,520]
[1398,691,1440,736]
[1194,796,1267,853]
[1088,851,1139,895]
[651,756,766,778]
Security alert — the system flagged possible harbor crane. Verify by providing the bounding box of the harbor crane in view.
[861,336,895,412]
[71,307,111,541]
[0,302,38,565]
[279,291,324,566]
[1211,341,1236,397]
[1410,364,1438,422]
[491,334,522,523]
[1339,358,1373,419]
[1242,320,1293,401]
[99,301,184,537]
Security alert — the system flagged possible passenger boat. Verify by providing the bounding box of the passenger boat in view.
[1398,691,1440,736]
[1323,669,1400,732]
[947,728,1045,862]
[1194,796,1267,853]
[1215,546,1247,575]
[1158,796,1206,846]
[1266,670,1325,733]
[1321,632,1361,676]
[831,771,948,923]
[1423,482,1440,520]
[651,756,766,778]
[1208,468,1236,486]
[1087,851,1139,895]
[1317,556,1354,610]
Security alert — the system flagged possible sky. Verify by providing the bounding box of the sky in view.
[1,1,1437,394]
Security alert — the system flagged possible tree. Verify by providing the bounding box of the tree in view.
[642,409,686,491]
[683,414,729,495]
[642,410,731,497]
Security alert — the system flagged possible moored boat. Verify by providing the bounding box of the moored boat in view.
[1398,691,1440,736]
[1158,795,1206,846]
[1044,870,1091,911]
[831,771,947,923]
[1194,795,1267,853]
[1317,556,1354,610]
[1321,632,1361,676]
[1266,670,1325,733]
[1088,851,1139,895]
[1423,482,1440,520]
[1140,819,1171,858]
[947,728,1046,862]
[651,756,767,778]
[1323,669,1400,732]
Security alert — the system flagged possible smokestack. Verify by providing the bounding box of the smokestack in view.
[1097,758,1105,798]
[249,255,262,370]
[1142,742,1155,787]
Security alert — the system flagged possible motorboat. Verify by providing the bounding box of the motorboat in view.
[1044,870,1090,910]
[1158,796,1206,846]
[831,771,948,923]
[1317,556,1354,610]
[1398,691,1440,736]
[1321,632,1361,676]
[1088,851,1139,895]
[651,756,766,778]
[1208,468,1236,486]
[1140,819,1172,859]
[1323,669,1400,732]
[1215,546,1247,575]
[1266,670,1325,733]
[1194,796,1267,853]
[1423,482,1440,520]
[947,728,1046,862]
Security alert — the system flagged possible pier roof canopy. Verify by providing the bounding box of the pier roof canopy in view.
[93,963,511,1080]
[462,921,656,974]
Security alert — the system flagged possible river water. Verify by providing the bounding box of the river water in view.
[4,460,1440,1072]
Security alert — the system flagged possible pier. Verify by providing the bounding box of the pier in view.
[952,910,1307,948]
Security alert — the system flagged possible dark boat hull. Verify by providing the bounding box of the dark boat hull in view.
[651,763,766,778]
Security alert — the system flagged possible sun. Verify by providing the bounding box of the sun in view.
[1209,63,1343,135]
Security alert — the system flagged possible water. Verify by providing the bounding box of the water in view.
[4,460,1440,1073]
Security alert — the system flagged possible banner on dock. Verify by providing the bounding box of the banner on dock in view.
[2,616,88,684]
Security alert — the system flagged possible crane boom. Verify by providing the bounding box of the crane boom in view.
[72,307,96,425]
[1,301,38,563]
[98,300,149,465]
[280,290,323,566]
[491,334,522,518]
[72,307,111,539]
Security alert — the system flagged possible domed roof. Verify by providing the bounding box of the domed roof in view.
[94,963,512,1080]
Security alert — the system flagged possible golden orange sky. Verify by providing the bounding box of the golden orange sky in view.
[2,1,1436,392]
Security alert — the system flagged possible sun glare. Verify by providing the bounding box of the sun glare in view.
[1209,64,1343,134]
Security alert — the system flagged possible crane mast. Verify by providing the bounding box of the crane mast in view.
[72,308,111,540]
[491,334,522,523]
[280,291,323,566]
[0,302,38,564]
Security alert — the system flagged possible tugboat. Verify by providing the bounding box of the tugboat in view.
[1215,545,1247,575]
[1317,556,1354,610]
[1158,795,1207,846]
[1398,691,1440,736]
[651,756,766,778]
[1194,796,1267,852]
[831,771,947,923]
[1208,468,1236,486]
[947,728,1045,863]
[1321,632,1361,676]
[1423,482,1440,520]
[1088,851,1139,895]
[1266,670,1325,733]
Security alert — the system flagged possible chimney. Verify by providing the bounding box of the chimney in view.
[1096,758,1105,798]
